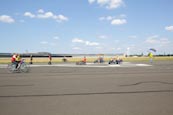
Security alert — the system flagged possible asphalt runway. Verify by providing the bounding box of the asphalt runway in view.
[0,61,173,115]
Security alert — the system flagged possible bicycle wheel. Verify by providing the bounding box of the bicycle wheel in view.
[7,63,16,73]
[20,63,30,73]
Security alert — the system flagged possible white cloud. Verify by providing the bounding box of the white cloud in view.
[53,36,59,40]
[99,17,105,21]
[38,9,44,13]
[99,16,113,21]
[72,38,99,46]
[99,14,126,21]
[24,9,68,22]
[95,46,103,49]
[145,35,159,44]
[145,35,170,45]
[88,0,96,4]
[89,0,124,9]
[49,42,56,46]
[24,12,35,18]
[117,47,121,50]
[40,41,57,47]
[119,14,126,18]
[86,41,99,46]
[108,0,124,9]
[54,14,68,22]
[37,12,54,19]
[98,35,108,39]
[165,26,173,32]
[111,19,127,25]
[99,15,127,25]
[146,39,158,44]
[160,38,170,45]
[72,38,85,43]
[40,41,48,44]
[0,15,15,23]
[106,16,113,20]
[97,0,109,5]
[73,47,82,50]
[128,35,137,39]
[149,35,159,39]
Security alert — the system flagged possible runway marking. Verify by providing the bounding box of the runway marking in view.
[0,84,34,87]
[0,64,7,68]
[0,89,172,98]
[29,63,152,68]
[136,64,152,66]
[0,63,152,68]
[119,81,173,87]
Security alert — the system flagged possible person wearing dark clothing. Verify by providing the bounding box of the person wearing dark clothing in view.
[48,54,52,65]
[30,55,33,64]
[62,56,67,62]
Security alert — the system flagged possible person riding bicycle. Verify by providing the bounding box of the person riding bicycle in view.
[108,57,116,64]
[76,56,87,65]
[8,54,29,73]
[82,56,87,64]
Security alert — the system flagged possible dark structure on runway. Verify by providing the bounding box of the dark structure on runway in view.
[0,52,72,58]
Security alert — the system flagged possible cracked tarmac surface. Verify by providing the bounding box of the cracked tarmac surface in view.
[0,61,173,115]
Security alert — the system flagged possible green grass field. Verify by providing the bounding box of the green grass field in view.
[1,56,173,64]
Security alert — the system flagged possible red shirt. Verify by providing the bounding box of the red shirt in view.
[82,57,86,63]
[49,55,52,60]
[11,55,16,62]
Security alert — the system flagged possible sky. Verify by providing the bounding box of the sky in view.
[0,0,173,55]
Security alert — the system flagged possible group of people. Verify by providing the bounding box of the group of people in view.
[79,53,153,65]
[79,56,122,64]
[11,53,52,67]
[108,56,123,64]
[30,54,52,65]
[94,56,104,63]
[10,53,154,67]
[80,56,122,64]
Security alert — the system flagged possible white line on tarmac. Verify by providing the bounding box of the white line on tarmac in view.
[136,64,152,66]
[0,63,152,68]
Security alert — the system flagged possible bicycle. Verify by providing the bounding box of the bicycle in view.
[7,59,30,73]
[76,61,86,65]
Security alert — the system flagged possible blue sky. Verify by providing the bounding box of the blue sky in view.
[0,0,173,55]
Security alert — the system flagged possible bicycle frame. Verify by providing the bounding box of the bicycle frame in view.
[7,59,29,73]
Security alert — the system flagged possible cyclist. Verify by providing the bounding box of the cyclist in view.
[8,53,29,73]
[82,56,87,64]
